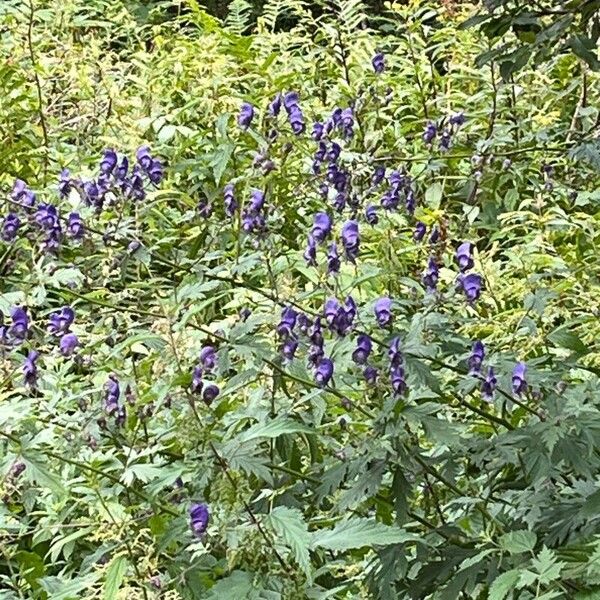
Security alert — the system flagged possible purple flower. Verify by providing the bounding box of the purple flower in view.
[277,306,298,338]
[341,220,360,262]
[58,169,72,198]
[324,298,341,327]
[147,159,163,185]
[238,102,254,130]
[23,350,39,386]
[249,189,265,213]
[100,149,118,174]
[388,337,402,368]
[449,111,465,126]
[268,93,282,117]
[48,306,75,336]
[191,365,203,394]
[414,221,426,242]
[104,375,120,414]
[224,183,237,218]
[365,205,378,225]
[315,357,334,387]
[288,105,305,135]
[512,362,527,395]
[59,333,79,356]
[391,366,407,395]
[116,405,127,427]
[190,503,210,536]
[283,91,299,110]
[455,242,474,272]
[327,242,340,275]
[312,122,324,141]
[327,142,342,163]
[115,157,129,180]
[372,52,385,74]
[297,313,312,335]
[374,297,393,327]
[202,383,220,405]
[422,257,439,292]
[461,273,483,303]
[35,204,59,230]
[9,307,28,343]
[352,334,372,365]
[308,343,324,367]
[423,121,437,144]
[310,318,323,346]
[468,341,485,374]
[481,367,497,400]
[136,146,153,170]
[1,213,21,242]
[429,227,440,244]
[340,108,354,138]
[281,337,298,360]
[67,213,84,239]
[439,129,452,152]
[364,365,378,386]
[372,166,386,186]
[11,179,36,207]
[311,212,332,243]
[303,235,317,266]
[199,346,217,371]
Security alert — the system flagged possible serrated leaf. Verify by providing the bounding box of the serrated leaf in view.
[266,507,311,578]
[488,569,521,600]
[310,518,418,552]
[238,417,314,442]
[499,530,537,554]
[103,556,128,600]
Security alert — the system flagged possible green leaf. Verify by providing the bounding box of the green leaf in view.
[103,556,128,600]
[266,507,311,578]
[547,326,588,355]
[310,518,418,552]
[425,182,443,209]
[569,35,600,70]
[499,530,537,554]
[488,569,521,600]
[238,417,314,442]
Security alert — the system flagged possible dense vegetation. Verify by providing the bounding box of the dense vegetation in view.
[1,0,600,598]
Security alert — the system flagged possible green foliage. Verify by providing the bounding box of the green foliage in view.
[0,0,599,599]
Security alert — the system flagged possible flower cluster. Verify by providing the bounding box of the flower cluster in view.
[47,306,79,356]
[422,111,466,152]
[191,345,220,405]
[454,242,483,302]
[104,374,127,426]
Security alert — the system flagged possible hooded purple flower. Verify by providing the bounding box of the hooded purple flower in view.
[481,367,497,400]
[249,189,265,214]
[388,337,402,368]
[23,350,39,386]
[439,129,452,152]
[288,105,306,135]
[327,242,340,275]
[9,307,28,343]
[199,346,217,371]
[303,235,317,266]
[414,221,426,242]
[449,112,466,126]
[67,213,84,239]
[281,336,299,360]
[372,166,386,186]
[202,383,220,405]
[115,157,129,180]
[11,179,36,207]
[429,227,440,244]
[364,365,378,386]
[268,93,282,117]
[312,122,324,141]
[468,341,485,374]
[59,333,79,356]
[341,220,360,262]
[104,375,120,414]
[1,213,20,242]
[35,204,59,231]
[58,169,72,198]
[391,366,407,395]
[100,149,118,174]
[340,107,354,138]
[324,298,341,327]
[365,205,378,225]
[191,365,203,395]
[374,297,393,327]
[277,306,298,338]
[147,159,163,185]
[422,257,439,292]
[372,52,385,74]
[310,318,323,346]
[456,242,474,272]
[238,102,255,130]
[315,357,334,388]
[352,334,372,365]
[311,212,332,243]
[423,121,437,144]
[224,183,237,218]
[48,306,75,336]
[136,146,153,170]
[190,503,210,536]
[512,362,527,395]
[461,273,483,303]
